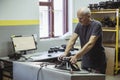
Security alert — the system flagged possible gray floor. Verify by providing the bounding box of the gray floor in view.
[3,74,120,80]
[106,74,120,80]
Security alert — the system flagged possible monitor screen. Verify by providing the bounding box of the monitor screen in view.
[12,36,37,53]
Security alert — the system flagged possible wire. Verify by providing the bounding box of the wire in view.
[37,67,42,80]
[37,63,46,80]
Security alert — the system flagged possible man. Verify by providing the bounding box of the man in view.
[58,7,106,74]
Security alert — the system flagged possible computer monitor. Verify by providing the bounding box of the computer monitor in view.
[12,35,37,54]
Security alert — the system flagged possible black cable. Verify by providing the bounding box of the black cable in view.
[37,64,44,80]
[21,56,28,60]
[27,57,34,61]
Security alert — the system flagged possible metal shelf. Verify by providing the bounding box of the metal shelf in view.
[91,11,116,14]
[103,42,120,48]
[102,27,117,32]
[91,9,118,14]
[92,9,120,75]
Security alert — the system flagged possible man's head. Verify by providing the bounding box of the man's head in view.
[77,7,91,25]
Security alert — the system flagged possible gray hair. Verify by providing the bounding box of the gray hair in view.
[78,7,91,15]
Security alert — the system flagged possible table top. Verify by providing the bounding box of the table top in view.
[0,50,79,62]
[13,62,105,76]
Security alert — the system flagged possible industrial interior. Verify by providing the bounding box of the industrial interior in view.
[0,0,120,80]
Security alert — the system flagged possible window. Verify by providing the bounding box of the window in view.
[39,0,68,38]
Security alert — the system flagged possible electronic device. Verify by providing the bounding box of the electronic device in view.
[9,35,37,60]
[12,35,37,53]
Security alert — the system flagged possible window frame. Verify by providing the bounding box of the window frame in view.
[39,0,68,39]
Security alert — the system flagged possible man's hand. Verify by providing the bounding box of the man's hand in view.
[70,55,77,64]
[58,53,67,61]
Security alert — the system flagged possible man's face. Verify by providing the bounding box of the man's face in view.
[77,12,89,25]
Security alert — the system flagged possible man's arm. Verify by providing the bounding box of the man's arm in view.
[58,33,78,60]
[64,33,79,56]
[70,35,99,63]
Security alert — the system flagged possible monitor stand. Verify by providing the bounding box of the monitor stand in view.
[20,51,27,55]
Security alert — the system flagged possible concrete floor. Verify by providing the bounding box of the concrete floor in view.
[3,74,120,80]
[2,67,120,80]
[106,74,120,80]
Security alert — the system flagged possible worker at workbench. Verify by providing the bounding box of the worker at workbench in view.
[58,7,106,74]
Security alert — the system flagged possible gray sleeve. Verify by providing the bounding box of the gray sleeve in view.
[92,22,102,37]
[74,23,80,34]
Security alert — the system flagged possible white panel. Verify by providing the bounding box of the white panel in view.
[0,0,39,20]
